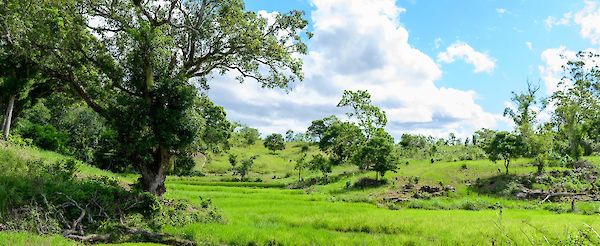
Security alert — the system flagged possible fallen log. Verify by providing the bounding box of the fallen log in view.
[64,226,197,246]
[539,192,586,204]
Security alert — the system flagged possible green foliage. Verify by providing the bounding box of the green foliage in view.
[263,133,285,153]
[319,119,364,165]
[337,90,387,138]
[237,125,261,146]
[232,155,258,181]
[549,51,600,160]
[486,131,526,174]
[11,0,309,196]
[171,155,198,176]
[17,122,69,152]
[352,129,397,179]
[308,153,332,179]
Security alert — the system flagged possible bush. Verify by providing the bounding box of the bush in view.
[0,155,219,244]
[17,122,69,152]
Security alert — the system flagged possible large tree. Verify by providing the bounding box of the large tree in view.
[549,52,600,160]
[27,0,308,196]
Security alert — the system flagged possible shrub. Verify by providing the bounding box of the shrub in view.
[17,123,69,152]
[0,156,219,244]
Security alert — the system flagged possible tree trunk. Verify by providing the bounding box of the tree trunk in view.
[2,94,16,141]
[139,146,170,196]
[504,159,510,175]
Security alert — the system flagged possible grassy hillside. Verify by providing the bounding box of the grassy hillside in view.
[2,143,600,245]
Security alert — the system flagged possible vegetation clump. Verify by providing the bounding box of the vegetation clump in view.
[0,150,220,245]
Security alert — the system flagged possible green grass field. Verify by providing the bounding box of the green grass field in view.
[2,142,600,245]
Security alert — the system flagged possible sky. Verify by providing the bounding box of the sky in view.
[206,0,600,139]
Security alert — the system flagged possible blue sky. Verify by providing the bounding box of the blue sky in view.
[207,0,600,139]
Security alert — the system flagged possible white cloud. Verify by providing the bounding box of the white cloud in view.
[437,42,497,73]
[538,46,576,94]
[544,12,572,29]
[496,8,507,15]
[207,0,502,139]
[575,0,600,44]
[525,41,533,50]
[538,46,600,94]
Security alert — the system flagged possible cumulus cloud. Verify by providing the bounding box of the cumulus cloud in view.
[538,45,600,95]
[437,42,497,73]
[206,0,502,138]
[525,41,533,50]
[545,1,600,44]
[496,8,507,15]
[575,0,600,44]
[538,46,577,94]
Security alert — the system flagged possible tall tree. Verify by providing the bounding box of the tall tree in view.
[28,0,308,195]
[549,51,600,160]
[0,1,45,141]
[504,81,540,156]
[337,90,387,139]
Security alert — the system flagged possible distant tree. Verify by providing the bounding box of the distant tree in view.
[307,116,338,142]
[319,120,365,165]
[228,154,238,167]
[232,155,258,181]
[264,133,285,153]
[474,128,497,151]
[308,153,332,180]
[549,52,600,160]
[239,126,261,146]
[486,131,526,175]
[294,153,307,181]
[530,125,555,173]
[285,129,295,142]
[447,133,460,146]
[504,81,541,156]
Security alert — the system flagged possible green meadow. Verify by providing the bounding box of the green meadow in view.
[2,143,600,245]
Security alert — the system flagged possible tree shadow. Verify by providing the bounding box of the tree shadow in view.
[468,173,528,196]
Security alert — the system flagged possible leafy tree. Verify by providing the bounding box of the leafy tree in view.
[504,81,541,156]
[171,155,196,176]
[307,116,338,142]
[285,129,295,142]
[530,124,555,173]
[294,153,307,181]
[486,131,526,175]
[337,90,387,139]
[352,129,397,179]
[308,153,332,180]
[319,120,365,165]
[228,154,238,167]
[0,1,63,141]
[549,52,600,160]
[27,0,308,195]
[473,128,497,151]
[238,125,261,146]
[232,155,257,181]
[263,133,285,153]
[195,96,233,154]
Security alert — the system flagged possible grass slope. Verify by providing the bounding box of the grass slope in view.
[2,142,600,245]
